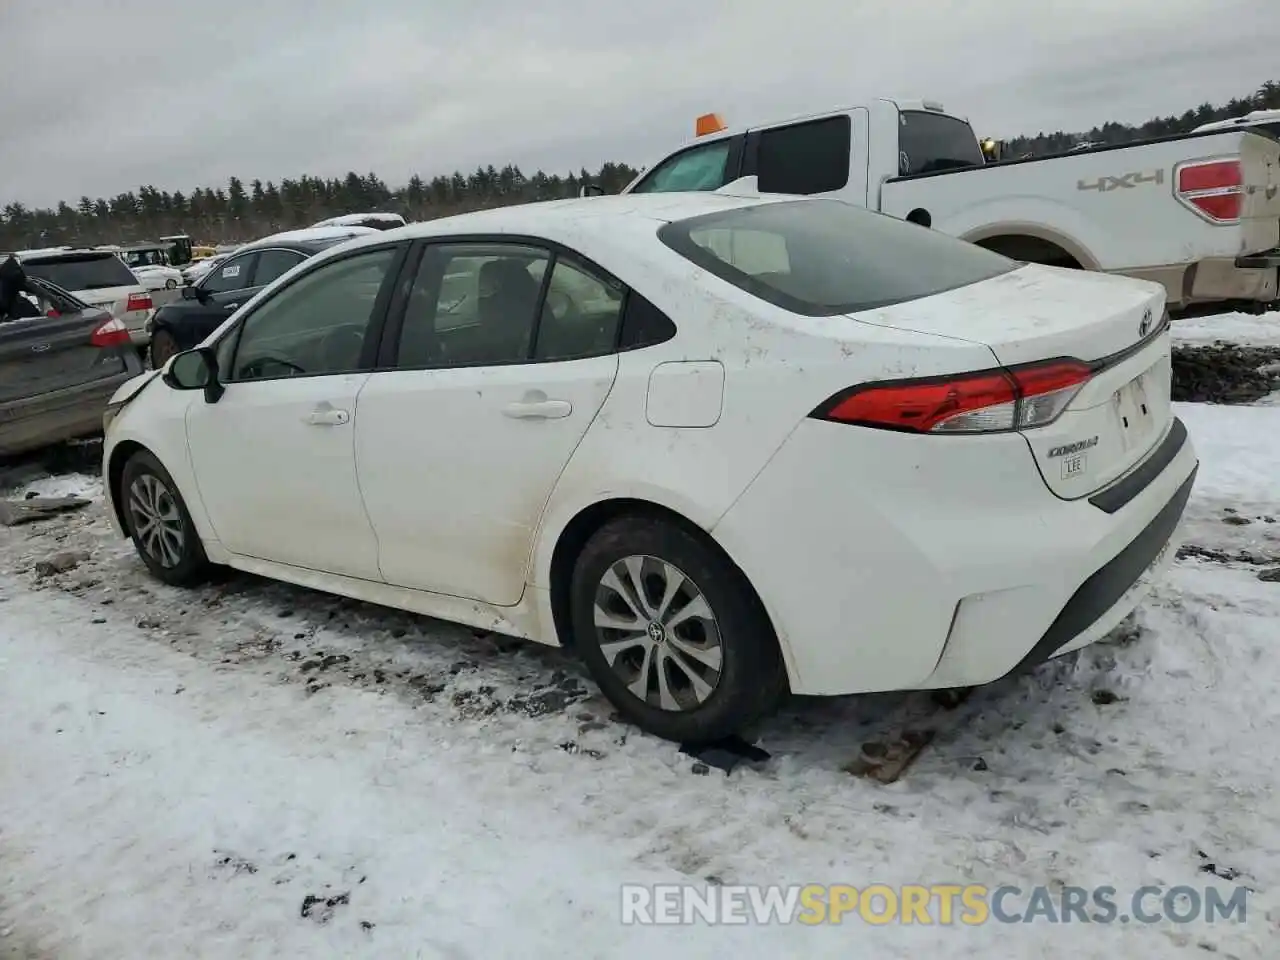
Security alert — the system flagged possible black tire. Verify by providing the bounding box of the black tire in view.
[165,278,177,290]
[149,328,179,369]
[120,450,210,586]
[570,515,786,744]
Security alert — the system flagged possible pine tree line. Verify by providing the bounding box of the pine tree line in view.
[2,80,1276,251]
[0,162,639,250]
[1001,81,1278,158]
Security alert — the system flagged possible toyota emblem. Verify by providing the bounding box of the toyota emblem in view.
[1139,308,1153,338]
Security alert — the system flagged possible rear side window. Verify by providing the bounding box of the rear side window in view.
[897,111,984,175]
[253,249,307,287]
[631,139,735,194]
[658,199,1016,317]
[755,116,851,195]
[21,253,138,291]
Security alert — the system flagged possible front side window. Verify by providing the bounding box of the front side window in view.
[631,140,735,194]
[228,246,398,381]
[659,199,1016,316]
[201,253,257,294]
[395,243,550,368]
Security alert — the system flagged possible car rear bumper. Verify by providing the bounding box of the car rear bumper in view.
[711,415,1198,696]
[0,356,141,458]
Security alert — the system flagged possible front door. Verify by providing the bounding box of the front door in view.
[185,244,405,580]
[356,241,625,605]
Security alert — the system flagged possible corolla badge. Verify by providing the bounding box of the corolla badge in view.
[30,343,50,353]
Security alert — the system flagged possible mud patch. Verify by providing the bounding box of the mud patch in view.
[1171,344,1280,404]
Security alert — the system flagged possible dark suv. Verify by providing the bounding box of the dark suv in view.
[146,233,366,367]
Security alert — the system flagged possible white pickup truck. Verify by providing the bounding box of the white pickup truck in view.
[618,99,1280,311]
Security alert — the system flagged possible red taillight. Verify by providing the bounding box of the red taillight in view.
[1175,157,1242,223]
[46,309,60,318]
[813,359,1094,434]
[126,292,153,312]
[90,316,132,348]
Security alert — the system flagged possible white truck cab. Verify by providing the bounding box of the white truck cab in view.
[623,98,1280,310]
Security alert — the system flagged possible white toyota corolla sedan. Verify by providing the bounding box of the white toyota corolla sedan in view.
[101,193,1197,744]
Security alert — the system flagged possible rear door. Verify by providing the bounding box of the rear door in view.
[355,240,623,605]
[740,110,870,206]
[0,310,126,405]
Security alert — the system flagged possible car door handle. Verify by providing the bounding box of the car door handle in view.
[225,302,240,310]
[305,407,350,426]
[502,398,573,420]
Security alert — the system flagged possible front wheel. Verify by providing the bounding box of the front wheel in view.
[570,515,786,744]
[165,278,178,290]
[120,450,210,586]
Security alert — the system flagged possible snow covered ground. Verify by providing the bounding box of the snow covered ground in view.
[3,322,1280,957]
[1171,310,1280,347]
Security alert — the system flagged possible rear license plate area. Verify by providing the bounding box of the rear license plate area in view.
[1112,369,1156,451]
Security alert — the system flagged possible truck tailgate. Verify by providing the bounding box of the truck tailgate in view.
[1240,132,1280,226]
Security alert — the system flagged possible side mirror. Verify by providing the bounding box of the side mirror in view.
[163,347,224,403]
[180,284,202,301]
[579,184,605,197]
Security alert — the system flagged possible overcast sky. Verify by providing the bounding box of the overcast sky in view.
[2,0,1275,208]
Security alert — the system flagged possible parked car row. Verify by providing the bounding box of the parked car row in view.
[95,191,1196,745]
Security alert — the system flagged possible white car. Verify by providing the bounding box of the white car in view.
[181,255,226,285]
[132,263,184,291]
[99,193,1198,743]
[13,247,154,346]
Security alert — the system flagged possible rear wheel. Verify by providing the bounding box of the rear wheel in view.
[120,450,210,586]
[165,278,177,290]
[570,515,786,744]
[149,329,179,368]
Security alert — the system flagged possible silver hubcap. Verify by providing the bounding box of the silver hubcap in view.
[593,555,723,712]
[128,474,185,568]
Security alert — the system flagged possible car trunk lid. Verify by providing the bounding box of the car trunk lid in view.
[0,309,127,403]
[851,263,1173,499]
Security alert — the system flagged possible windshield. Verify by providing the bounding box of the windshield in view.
[658,198,1016,316]
[898,110,984,175]
[22,253,140,291]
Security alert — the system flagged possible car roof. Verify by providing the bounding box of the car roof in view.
[12,246,121,261]
[327,192,782,260]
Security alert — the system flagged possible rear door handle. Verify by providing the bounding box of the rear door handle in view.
[502,398,573,420]
[225,302,240,311]
[306,406,350,426]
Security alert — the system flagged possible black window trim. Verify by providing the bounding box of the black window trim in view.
[374,233,643,373]
[629,134,745,195]
[212,240,411,385]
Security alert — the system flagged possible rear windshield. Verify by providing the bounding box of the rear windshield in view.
[898,110,984,175]
[658,199,1016,316]
[22,253,138,291]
